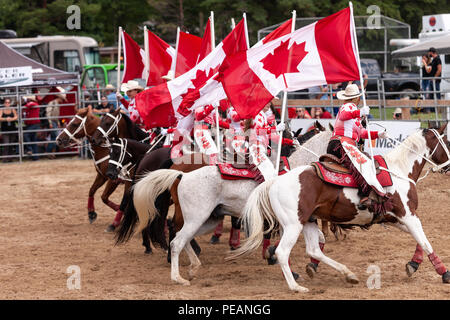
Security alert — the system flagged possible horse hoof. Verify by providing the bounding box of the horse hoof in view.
[144,248,152,255]
[105,224,115,233]
[266,246,278,265]
[209,235,220,244]
[345,274,359,284]
[292,285,309,293]
[442,271,450,284]
[306,263,318,279]
[167,255,171,264]
[88,211,97,224]
[406,261,420,277]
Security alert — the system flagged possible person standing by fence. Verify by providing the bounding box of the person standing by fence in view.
[428,47,442,100]
[45,91,66,158]
[0,98,18,162]
[22,95,40,160]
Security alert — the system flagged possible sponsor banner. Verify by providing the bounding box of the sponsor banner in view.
[0,66,33,87]
[290,119,421,155]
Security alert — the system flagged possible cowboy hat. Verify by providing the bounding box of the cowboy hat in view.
[105,84,115,90]
[123,80,144,92]
[23,95,37,101]
[337,83,362,100]
[161,70,175,81]
[55,87,66,100]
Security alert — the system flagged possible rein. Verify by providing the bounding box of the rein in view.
[109,138,135,181]
[96,113,123,147]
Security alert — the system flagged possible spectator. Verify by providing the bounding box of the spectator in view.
[45,91,66,158]
[94,96,114,115]
[104,84,118,109]
[421,53,432,99]
[83,91,93,109]
[308,86,322,99]
[0,98,18,162]
[428,47,442,100]
[22,95,41,160]
[393,107,402,120]
[311,107,332,119]
[295,107,311,119]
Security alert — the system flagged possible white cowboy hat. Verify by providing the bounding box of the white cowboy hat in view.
[123,80,144,92]
[336,83,362,100]
[161,70,175,81]
[105,84,115,90]
[56,87,66,100]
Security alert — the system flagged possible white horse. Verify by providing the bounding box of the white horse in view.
[132,128,333,285]
[229,124,450,292]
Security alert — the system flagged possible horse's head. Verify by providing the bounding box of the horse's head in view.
[91,109,123,146]
[56,106,97,147]
[423,122,450,173]
[106,137,133,181]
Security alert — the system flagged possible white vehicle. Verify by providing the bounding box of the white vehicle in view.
[1,35,100,73]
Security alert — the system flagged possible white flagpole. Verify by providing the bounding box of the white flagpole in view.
[274,10,296,176]
[116,26,122,95]
[231,18,236,29]
[169,27,180,78]
[144,25,150,85]
[349,2,376,172]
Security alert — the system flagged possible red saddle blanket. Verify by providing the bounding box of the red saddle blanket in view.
[312,155,393,188]
[218,157,290,180]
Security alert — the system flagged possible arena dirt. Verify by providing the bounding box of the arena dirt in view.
[1,158,449,300]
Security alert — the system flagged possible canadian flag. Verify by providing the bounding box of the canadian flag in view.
[135,16,248,133]
[197,17,213,64]
[121,31,146,83]
[180,17,294,111]
[173,31,202,77]
[221,7,360,119]
[146,30,176,86]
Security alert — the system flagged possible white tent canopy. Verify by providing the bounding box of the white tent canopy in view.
[391,34,450,58]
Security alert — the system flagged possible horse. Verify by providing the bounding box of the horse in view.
[106,137,203,254]
[229,124,450,292]
[127,127,333,285]
[56,106,124,225]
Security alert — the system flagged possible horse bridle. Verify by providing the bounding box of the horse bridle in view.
[95,113,123,146]
[57,114,88,147]
[109,138,135,181]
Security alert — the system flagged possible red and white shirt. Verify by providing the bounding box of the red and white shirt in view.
[332,102,379,142]
[120,97,143,126]
[227,106,243,132]
[194,105,230,129]
[252,110,293,147]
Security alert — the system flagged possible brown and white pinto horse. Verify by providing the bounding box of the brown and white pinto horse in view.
[231,124,450,292]
[56,106,123,224]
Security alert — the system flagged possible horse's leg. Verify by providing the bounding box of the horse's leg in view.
[229,216,241,250]
[305,225,326,278]
[321,220,329,239]
[100,180,120,212]
[185,241,202,280]
[105,182,130,233]
[87,173,107,223]
[142,225,153,254]
[210,220,223,244]
[170,224,199,286]
[303,222,359,283]
[400,215,450,283]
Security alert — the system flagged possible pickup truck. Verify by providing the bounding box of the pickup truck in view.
[361,58,421,99]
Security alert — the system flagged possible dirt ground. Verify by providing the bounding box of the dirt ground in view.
[1,158,450,300]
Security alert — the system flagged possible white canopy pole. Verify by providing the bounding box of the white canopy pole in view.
[274,10,296,177]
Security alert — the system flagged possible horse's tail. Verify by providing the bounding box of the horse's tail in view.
[134,169,183,234]
[115,188,139,245]
[226,179,277,260]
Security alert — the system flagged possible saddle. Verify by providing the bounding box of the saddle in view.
[312,154,392,188]
[217,157,290,181]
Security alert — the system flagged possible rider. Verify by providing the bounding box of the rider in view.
[248,102,294,182]
[193,102,230,164]
[327,83,388,212]
[116,80,145,126]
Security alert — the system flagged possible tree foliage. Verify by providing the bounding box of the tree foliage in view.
[0,0,449,47]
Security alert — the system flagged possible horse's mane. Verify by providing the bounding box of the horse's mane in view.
[297,128,319,145]
[384,129,427,171]
[302,128,333,149]
[121,113,149,141]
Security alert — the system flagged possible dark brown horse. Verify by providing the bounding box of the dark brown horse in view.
[56,106,123,224]
[232,124,450,292]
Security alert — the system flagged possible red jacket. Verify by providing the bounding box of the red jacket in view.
[23,101,40,125]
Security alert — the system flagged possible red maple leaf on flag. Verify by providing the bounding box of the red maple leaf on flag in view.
[260,40,308,79]
[178,66,220,116]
